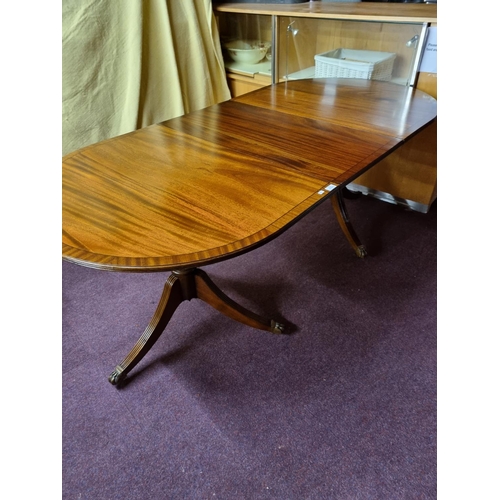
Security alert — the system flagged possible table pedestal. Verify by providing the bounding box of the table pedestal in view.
[108,268,286,385]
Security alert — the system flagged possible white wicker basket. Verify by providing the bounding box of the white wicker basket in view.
[314,48,396,81]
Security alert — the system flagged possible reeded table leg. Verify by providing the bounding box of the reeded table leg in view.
[194,269,285,334]
[331,190,367,258]
[108,273,184,385]
[109,268,286,386]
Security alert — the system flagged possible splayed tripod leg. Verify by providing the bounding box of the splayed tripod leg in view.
[331,190,367,258]
[193,269,286,335]
[108,273,185,385]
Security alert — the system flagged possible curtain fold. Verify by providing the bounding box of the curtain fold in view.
[62,0,231,156]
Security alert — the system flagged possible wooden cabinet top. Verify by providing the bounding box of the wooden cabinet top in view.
[214,2,437,24]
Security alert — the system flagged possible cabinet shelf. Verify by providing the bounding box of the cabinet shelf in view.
[224,60,272,77]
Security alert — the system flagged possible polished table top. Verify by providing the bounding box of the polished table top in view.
[62,78,437,273]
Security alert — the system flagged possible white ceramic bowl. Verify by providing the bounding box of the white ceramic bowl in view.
[225,40,271,65]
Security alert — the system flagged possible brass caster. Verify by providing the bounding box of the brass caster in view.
[271,321,287,335]
[108,366,125,386]
[355,245,368,258]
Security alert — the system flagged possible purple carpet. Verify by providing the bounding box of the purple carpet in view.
[62,195,437,499]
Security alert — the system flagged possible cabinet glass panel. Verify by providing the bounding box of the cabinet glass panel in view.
[217,13,273,85]
[278,17,424,86]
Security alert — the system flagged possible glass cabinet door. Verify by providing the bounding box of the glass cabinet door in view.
[278,17,425,86]
[217,13,274,85]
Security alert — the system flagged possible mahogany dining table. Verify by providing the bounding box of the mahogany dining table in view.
[62,78,437,386]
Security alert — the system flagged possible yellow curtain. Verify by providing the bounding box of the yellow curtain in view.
[62,0,231,156]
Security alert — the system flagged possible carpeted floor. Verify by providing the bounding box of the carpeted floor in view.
[62,194,437,499]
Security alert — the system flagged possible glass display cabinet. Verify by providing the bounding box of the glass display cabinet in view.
[214,3,437,213]
[217,10,431,94]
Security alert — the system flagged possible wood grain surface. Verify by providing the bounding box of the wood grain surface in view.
[62,78,436,272]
